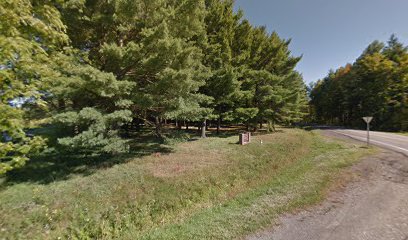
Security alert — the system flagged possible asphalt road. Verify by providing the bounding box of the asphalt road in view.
[247,129,408,240]
[329,129,408,156]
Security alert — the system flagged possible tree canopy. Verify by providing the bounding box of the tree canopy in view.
[0,0,68,174]
[1,0,308,174]
[310,35,408,131]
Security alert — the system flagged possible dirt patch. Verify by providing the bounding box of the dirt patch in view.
[247,149,408,240]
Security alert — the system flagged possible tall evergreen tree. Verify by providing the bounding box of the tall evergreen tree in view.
[202,0,242,133]
[62,0,212,139]
[238,27,306,131]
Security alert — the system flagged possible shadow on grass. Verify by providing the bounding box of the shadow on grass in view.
[169,126,247,139]
[3,129,173,186]
[2,126,283,186]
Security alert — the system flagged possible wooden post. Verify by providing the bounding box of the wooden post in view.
[201,119,207,138]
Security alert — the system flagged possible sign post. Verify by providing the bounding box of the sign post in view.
[362,117,373,146]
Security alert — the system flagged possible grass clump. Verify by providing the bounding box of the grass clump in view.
[0,129,373,239]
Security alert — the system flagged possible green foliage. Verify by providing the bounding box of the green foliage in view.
[0,106,45,174]
[1,0,310,173]
[233,107,259,123]
[202,0,242,128]
[203,0,308,130]
[233,28,308,129]
[0,0,68,174]
[62,0,212,137]
[311,35,408,131]
[47,51,135,154]
[162,130,193,145]
[54,108,131,154]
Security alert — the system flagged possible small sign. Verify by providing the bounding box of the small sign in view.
[239,132,251,145]
[362,117,373,146]
[363,117,373,124]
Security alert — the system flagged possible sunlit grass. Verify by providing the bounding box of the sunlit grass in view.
[0,129,374,239]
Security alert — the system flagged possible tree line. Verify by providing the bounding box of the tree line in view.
[0,0,308,174]
[310,35,408,131]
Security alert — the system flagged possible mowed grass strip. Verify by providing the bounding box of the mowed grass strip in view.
[0,129,373,239]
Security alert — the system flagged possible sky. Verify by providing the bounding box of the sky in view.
[234,0,408,83]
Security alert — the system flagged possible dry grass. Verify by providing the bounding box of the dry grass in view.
[143,139,231,178]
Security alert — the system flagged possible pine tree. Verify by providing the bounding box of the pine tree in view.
[202,0,242,133]
[49,51,135,154]
[237,26,306,131]
[382,35,408,130]
[63,0,212,139]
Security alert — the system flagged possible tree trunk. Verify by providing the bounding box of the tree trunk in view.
[155,116,163,140]
[58,98,65,111]
[186,122,189,130]
[134,118,141,132]
[201,119,207,138]
[216,116,221,135]
[123,123,130,138]
[267,120,276,133]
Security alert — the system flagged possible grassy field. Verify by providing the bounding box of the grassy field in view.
[0,129,374,239]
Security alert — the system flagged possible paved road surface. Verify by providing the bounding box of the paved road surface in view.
[247,129,408,240]
[329,129,408,156]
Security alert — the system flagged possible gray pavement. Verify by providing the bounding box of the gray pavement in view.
[329,129,408,156]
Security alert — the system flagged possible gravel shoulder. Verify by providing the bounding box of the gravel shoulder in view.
[246,131,408,240]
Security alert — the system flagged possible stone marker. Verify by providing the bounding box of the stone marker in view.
[239,132,251,145]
